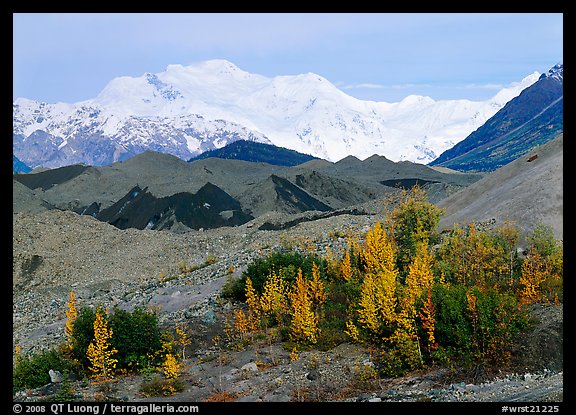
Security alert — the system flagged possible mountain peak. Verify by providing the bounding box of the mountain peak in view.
[190,59,242,72]
[539,63,563,81]
[398,94,435,107]
[164,59,259,81]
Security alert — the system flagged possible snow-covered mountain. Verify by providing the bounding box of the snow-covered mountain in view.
[13,59,539,169]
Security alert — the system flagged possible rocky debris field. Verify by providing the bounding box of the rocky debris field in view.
[12,205,563,404]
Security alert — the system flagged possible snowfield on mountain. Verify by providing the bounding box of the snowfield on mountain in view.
[13,59,539,169]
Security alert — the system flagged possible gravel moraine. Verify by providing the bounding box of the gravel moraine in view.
[12,208,563,403]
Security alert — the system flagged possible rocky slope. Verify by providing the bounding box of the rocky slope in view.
[437,134,563,243]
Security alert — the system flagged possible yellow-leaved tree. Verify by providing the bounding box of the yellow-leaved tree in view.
[289,269,319,343]
[65,291,77,350]
[352,221,398,339]
[362,221,395,275]
[158,340,182,396]
[244,277,261,330]
[86,308,118,380]
[175,323,191,360]
[518,253,549,304]
[398,242,435,335]
[259,271,288,325]
[163,352,181,380]
[340,250,353,281]
[229,308,250,339]
[356,273,383,332]
[308,262,327,309]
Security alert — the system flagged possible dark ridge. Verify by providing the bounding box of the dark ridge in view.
[380,178,440,189]
[430,64,563,172]
[270,174,332,213]
[294,171,379,205]
[188,140,318,166]
[432,100,563,172]
[13,164,90,190]
[96,183,253,231]
[258,208,367,231]
[334,155,362,165]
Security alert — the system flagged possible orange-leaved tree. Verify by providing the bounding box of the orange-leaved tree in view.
[418,288,437,353]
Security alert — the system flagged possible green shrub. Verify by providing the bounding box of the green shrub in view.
[49,373,77,402]
[469,287,528,365]
[388,185,443,279]
[430,284,528,367]
[373,347,407,378]
[70,306,97,369]
[13,348,77,394]
[315,280,362,351]
[431,284,472,351]
[528,223,561,257]
[70,306,163,372]
[107,307,163,369]
[220,275,246,301]
[371,332,423,378]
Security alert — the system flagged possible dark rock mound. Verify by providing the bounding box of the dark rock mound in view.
[270,174,331,213]
[94,183,253,231]
[294,171,378,207]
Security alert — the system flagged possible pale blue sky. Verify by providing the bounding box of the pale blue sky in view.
[13,13,563,104]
